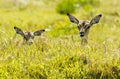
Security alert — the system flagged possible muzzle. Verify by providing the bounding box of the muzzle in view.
[28,39,34,45]
[80,32,84,37]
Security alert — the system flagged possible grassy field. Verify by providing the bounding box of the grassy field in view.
[0,0,120,79]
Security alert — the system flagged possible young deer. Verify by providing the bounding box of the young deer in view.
[67,13,102,45]
[14,26,45,45]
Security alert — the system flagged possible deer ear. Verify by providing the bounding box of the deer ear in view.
[90,14,102,26]
[34,29,45,36]
[14,26,24,37]
[67,13,79,24]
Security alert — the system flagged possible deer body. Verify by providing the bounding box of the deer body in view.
[14,26,45,45]
[67,13,102,45]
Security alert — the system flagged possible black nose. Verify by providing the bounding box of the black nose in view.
[80,32,84,37]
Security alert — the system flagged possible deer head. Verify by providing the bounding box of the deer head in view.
[67,13,102,45]
[14,26,45,44]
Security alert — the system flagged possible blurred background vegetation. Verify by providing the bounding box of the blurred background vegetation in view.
[0,0,100,14]
[56,0,100,14]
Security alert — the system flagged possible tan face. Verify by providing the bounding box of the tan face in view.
[24,32,35,44]
[14,26,45,44]
[67,13,102,38]
[78,21,90,37]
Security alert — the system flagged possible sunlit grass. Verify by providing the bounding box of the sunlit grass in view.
[0,0,120,79]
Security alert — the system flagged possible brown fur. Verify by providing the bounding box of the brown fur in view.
[14,26,45,45]
[67,13,102,45]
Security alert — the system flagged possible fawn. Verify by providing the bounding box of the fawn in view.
[14,26,45,45]
[67,13,102,45]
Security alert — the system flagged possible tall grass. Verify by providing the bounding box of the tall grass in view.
[0,0,120,79]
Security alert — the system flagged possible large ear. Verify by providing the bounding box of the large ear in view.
[14,26,24,36]
[67,13,79,24]
[89,14,102,26]
[34,29,45,36]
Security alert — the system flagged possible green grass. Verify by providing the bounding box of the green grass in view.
[0,0,120,79]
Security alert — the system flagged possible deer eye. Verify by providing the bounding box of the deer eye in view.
[31,36,34,39]
[24,35,29,40]
[78,25,82,30]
